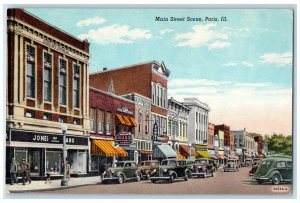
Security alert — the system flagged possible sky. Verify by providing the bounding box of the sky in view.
[26,8,293,136]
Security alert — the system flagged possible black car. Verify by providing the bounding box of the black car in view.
[224,159,239,172]
[149,159,189,183]
[101,161,142,184]
[189,158,216,178]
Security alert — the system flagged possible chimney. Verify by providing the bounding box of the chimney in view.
[103,67,107,71]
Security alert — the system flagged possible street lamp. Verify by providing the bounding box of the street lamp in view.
[61,124,68,186]
[188,143,192,159]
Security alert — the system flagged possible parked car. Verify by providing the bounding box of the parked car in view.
[253,155,292,185]
[189,158,216,178]
[138,160,160,180]
[245,158,253,167]
[101,161,142,184]
[249,159,262,176]
[224,159,239,172]
[149,159,189,183]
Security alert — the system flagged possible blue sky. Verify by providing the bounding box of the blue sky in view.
[26,8,293,135]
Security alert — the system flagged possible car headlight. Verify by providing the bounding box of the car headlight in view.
[164,169,168,172]
[198,166,201,169]
[152,169,157,172]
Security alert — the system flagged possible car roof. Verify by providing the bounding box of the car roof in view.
[262,156,292,162]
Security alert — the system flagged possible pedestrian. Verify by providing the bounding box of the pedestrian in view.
[10,158,18,185]
[21,158,31,185]
[66,161,71,181]
[45,172,51,184]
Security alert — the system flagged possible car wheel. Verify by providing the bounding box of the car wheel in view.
[272,174,281,185]
[151,179,156,183]
[169,175,174,183]
[187,171,192,178]
[136,173,141,182]
[118,175,124,184]
[184,174,188,181]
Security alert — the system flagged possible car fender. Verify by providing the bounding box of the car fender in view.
[168,170,177,178]
[268,170,282,180]
[116,172,126,179]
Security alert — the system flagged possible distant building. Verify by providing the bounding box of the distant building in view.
[231,128,256,160]
[214,124,230,157]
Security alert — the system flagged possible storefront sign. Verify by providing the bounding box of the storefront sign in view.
[115,132,132,145]
[117,106,133,115]
[10,130,88,146]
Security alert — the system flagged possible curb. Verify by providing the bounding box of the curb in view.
[8,182,101,193]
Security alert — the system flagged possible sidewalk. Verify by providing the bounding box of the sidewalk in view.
[6,176,100,193]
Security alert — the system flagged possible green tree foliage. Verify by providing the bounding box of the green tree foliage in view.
[264,134,292,156]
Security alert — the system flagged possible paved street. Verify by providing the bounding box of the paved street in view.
[28,167,292,195]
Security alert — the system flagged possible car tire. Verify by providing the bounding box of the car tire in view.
[151,179,156,183]
[187,171,192,178]
[184,175,188,181]
[136,173,141,182]
[169,175,174,183]
[118,175,124,184]
[257,180,263,185]
[272,174,281,185]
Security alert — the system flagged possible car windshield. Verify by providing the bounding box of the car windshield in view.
[195,160,207,164]
[260,160,272,166]
[113,162,124,168]
[162,160,176,166]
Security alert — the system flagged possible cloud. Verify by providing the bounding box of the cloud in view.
[76,17,106,27]
[175,24,229,48]
[223,61,254,68]
[160,29,173,35]
[168,79,232,88]
[208,41,232,49]
[259,52,292,66]
[78,24,152,44]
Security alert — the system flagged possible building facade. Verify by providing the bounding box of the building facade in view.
[89,61,170,150]
[208,123,215,157]
[89,87,135,173]
[214,124,230,157]
[254,135,263,157]
[6,9,90,179]
[123,93,153,162]
[231,128,256,160]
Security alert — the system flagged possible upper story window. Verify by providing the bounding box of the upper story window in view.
[98,110,104,134]
[73,64,80,108]
[138,112,142,133]
[90,108,96,132]
[145,114,149,135]
[59,59,67,105]
[59,116,67,123]
[106,112,112,135]
[43,53,52,102]
[26,45,35,98]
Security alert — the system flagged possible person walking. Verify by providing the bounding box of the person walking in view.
[21,158,31,185]
[10,158,18,185]
[66,161,71,181]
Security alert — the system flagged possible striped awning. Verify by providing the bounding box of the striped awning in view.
[91,140,128,157]
[116,114,126,125]
[122,115,132,126]
[176,152,185,159]
[179,144,197,157]
[154,144,177,159]
[196,150,212,158]
[129,117,137,127]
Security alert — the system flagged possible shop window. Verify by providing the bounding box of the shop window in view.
[98,110,104,134]
[67,151,87,174]
[73,118,80,125]
[90,108,96,132]
[14,148,27,176]
[46,151,63,175]
[59,116,67,123]
[43,113,52,121]
[138,112,142,133]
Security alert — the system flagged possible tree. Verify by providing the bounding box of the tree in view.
[263,134,292,156]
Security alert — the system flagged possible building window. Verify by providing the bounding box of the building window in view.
[156,86,159,105]
[25,110,35,118]
[90,108,96,132]
[59,59,67,105]
[106,112,112,135]
[43,113,52,121]
[73,64,80,108]
[73,118,80,125]
[152,82,155,103]
[145,115,149,134]
[26,45,35,98]
[44,68,52,102]
[138,112,142,133]
[59,116,67,123]
[98,110,104,134]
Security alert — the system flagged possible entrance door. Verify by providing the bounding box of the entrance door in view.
[29,150,40,176]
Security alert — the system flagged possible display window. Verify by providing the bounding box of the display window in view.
[46,150,63,175]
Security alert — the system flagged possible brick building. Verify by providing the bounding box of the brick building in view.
[89,87,136,172]
[6,9,90,179]
[214,124,230,157]
[208,123,215,157]
[90,61,171,151]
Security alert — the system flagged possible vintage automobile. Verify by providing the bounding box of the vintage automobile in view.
[138,160,160,180]
[149,159,189,183]
[101,161,142,184]
[245,158,253,167]
[253,155,292,185]
[224,159,239,172]
[189,158,216,178]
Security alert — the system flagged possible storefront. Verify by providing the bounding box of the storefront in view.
[6,129,89,179]
[153,144,177,162]
[195,144,212,159]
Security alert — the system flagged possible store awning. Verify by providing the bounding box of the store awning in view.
[196,150,212,158]
[154,144,177,158]
[139,150,153,155]
[116,114,126,125]
[176,152,185,159]
[122,115,133,126]
[129,117,137,127]
[179,144,197,157]
[91,140,127,157]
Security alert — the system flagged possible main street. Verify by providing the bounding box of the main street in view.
[30,167,292,195]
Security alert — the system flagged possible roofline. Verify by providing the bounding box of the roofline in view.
[23,9,87,44]
[89,86,135,104]
[90,60,157,75]
[122,92,152,101]
[168,97,191,111]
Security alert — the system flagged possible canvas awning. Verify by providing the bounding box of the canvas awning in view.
[91,140,127,157]
[196,150,212,158]
[179,144,197,157]
[176,152,186,159]
[154,144,177,159]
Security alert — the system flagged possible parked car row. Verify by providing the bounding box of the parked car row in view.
[100,158,219,184]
